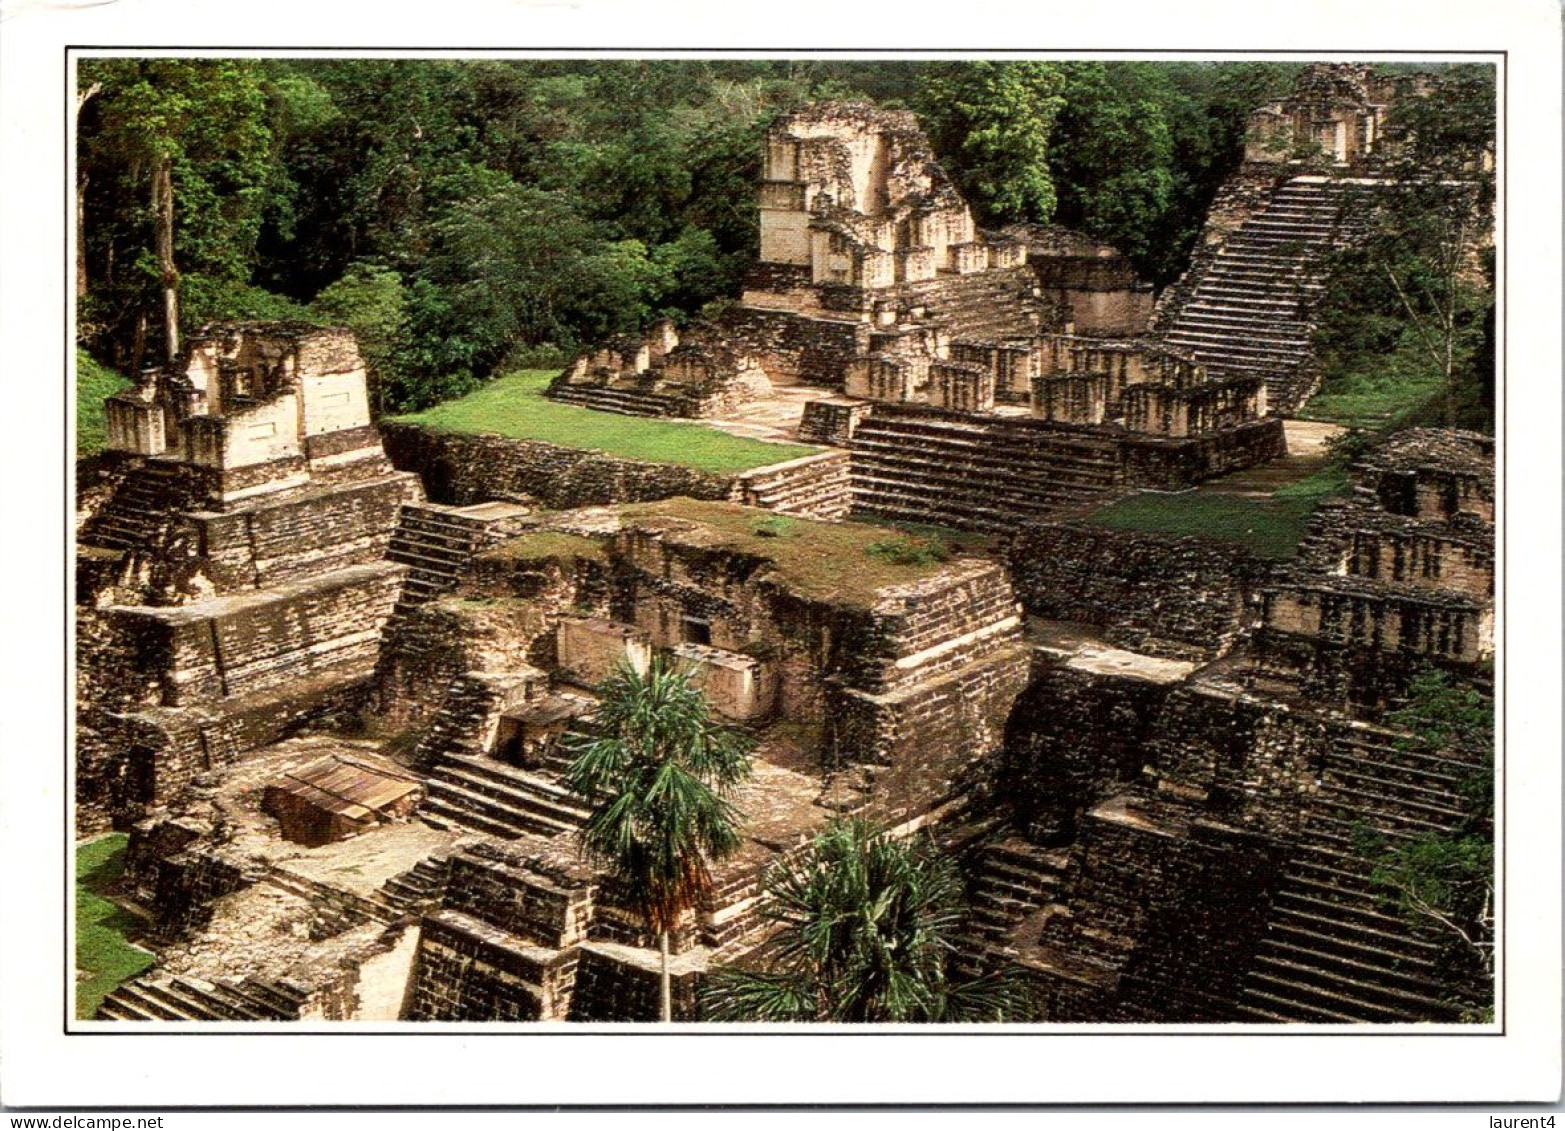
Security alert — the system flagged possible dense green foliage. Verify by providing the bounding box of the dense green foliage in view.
[1306,70,1496,434]
[76,348,132,458]
[78,60,1299,412]
[76,834,153,1019]
[394,370,817,472]
[703,818,1030,1022]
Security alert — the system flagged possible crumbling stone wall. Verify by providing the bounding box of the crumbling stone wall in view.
[567,945,701,1022]
[1008,524,1264,661]
[381,422,736,509]
[1031,798,1286,1022]
[999,665,1176,841]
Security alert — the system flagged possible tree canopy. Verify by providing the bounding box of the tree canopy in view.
[76,59,1488,414]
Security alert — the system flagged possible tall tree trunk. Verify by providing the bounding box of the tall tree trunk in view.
[660,930,672,1023]
[151,155,179,360]
[130,312,147,381]
[76,170,89,299]
[74,81,100,300]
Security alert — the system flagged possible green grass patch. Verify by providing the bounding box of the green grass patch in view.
[76,349,132,459]
[76,833,153,1019]
[865,534,952,567]
[1273,462,1353,505]
[1298,334,1447,430]
[620,499,962,607]
[394,370,820,474]
[1085,491,1316,560]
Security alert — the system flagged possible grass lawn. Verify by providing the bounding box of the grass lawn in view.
[76,833,154,1019]
[1085,491,1317,560]
[1297,336,1447,430]
[394,370,820,474]
[76,349,132,459]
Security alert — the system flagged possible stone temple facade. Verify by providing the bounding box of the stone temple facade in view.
[550,101,1286,535]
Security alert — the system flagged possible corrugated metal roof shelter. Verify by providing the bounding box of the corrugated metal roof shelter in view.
[262,752,425,847]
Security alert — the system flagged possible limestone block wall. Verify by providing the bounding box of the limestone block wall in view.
[183,392,303,472]
[1117,417,1289,489]
[441,847,594,950]
[168,473,421,595]
[854,560,1023,694]
[1140,685,1330,837]
[1347,525,1494,596]
[998,665,1177,841]
[828,644,1031,822]
[669,642,773,721]
[1007,524,1263,661]
[380,423,736,509]
[405,912,576,1021]
[109,561,405,706]
[556,616,653,690]
[1032,799,1286,1022]
[567,944,701,1022]
[928,362,994,413]
[1262,582,1488,663]
[105,395,167,456]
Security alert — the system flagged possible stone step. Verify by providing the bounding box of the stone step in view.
[1243,960,1457,1022]
[100,982,194,1021]
[1238,980,1387,1024]
[1322,767,1469,816]
[1312,790,1463,835]
[1259,937,1447,1000]
[440,754,590,813]
[1268,915,1441,971]
[1269,891,1437,945]
[849,440,1120,491]
[424,776,580,840]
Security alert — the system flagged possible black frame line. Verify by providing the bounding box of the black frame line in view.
[59,44,1510,1042]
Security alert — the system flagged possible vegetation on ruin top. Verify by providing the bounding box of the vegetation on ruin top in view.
[76,348,132,458]
[1084,491,1315,560]
[392,370,819,474]
[75,833,153,1019]
[480,531,607,564]
[619,499,964,607]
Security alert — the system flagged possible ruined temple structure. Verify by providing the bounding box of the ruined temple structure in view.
[961,427,1495,1023]
[1243,63,1409,167]
[77,82,1494,1030]
[76,324,424,836]
[550,102,1285,534]
[1151,64,1483,415]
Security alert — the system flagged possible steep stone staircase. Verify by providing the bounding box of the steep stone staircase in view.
[545,381,683,418]
[376,854,453,916]
[385,504,495,608]
[730,451,852,520]
[96,973,308,1021]
[1161,176,1354,414]
[848,410,1122,532]
[1234,728,1485,1023]
[80,458,201,552]
[955,836,1073,978]
[421,753,594,842]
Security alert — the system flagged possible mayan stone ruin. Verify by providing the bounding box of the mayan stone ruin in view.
[74,63,1497,1026]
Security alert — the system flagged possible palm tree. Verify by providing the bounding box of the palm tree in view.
[703,817,1031,1023]
[564,655,754,1022]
